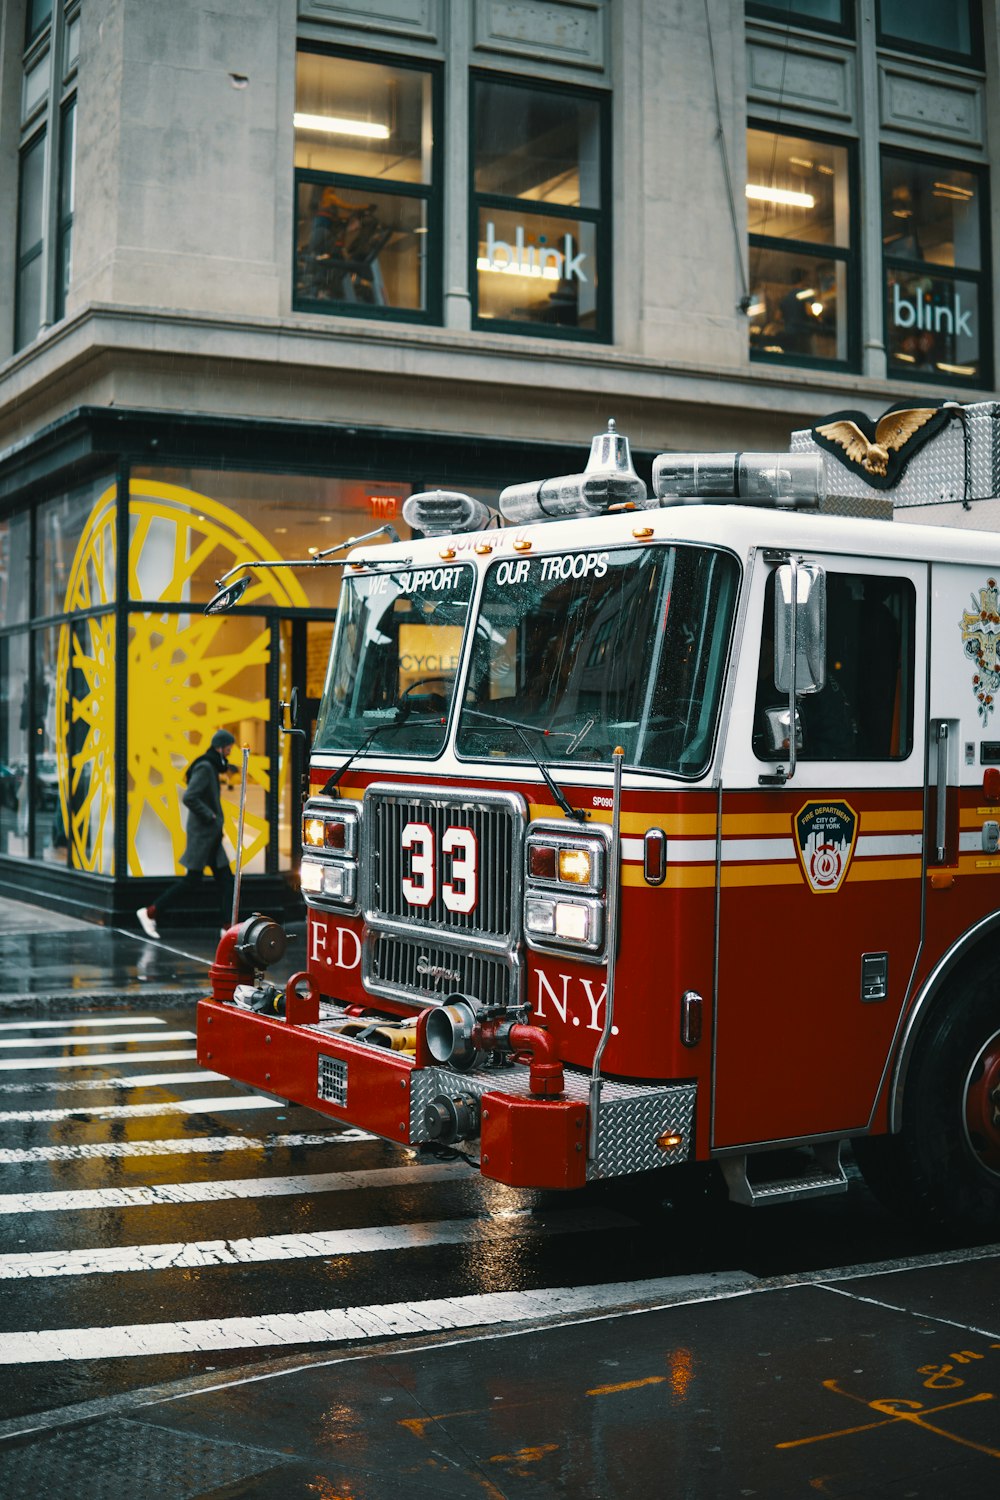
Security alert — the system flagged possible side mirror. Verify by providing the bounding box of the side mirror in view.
[289,685,301,728]
[204,575,251,614]
[774,562,826,696]
[279,692,306,740]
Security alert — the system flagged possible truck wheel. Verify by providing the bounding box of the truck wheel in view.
[854,970,1000,1229]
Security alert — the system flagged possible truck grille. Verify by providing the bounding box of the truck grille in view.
[365,931,519,1009]
[363,785,525,943]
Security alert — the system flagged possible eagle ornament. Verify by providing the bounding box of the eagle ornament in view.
[810,400,953,489]
[816,408,937,476]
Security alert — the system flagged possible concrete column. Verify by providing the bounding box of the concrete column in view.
[442,0,471,331]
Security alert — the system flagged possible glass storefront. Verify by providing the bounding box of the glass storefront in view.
[747,127,855,369]
[0,462,414,895]
[471,77,608,339]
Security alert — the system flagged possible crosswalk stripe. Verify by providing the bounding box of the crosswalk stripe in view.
[0,1094,287,1124]
[0,1130,372,1164]
[0,1207,622,1280]
[0,1030,194,1049]
[0,1049,198,1072]
[0,1274,751,1363]
[0,1071,224,1094]
[0,1163,461,1214]
[0,1017,168,1032]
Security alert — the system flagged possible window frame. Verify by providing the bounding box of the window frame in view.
[745,0,854,39]
[468,71,612,345]
[747,120,861,375]
[880,146,992,389]
[291,44,443,327]
[875,0,983,71]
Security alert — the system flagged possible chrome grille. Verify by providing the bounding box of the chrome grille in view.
[365,931,519,1009]
[364,785,525,943]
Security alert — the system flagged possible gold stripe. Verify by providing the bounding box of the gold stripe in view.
[622,865,716,889]
[847,857,923,882]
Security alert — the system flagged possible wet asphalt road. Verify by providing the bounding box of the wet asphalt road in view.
[1,901,999,1496]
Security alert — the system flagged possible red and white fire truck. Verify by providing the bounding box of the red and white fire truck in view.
[197,401,1000,1227]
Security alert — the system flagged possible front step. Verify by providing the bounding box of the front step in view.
[720,1142,848,1207]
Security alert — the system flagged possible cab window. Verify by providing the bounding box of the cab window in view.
[754,569,915,761]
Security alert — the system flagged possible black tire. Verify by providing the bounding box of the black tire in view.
[854,966,1000,1229]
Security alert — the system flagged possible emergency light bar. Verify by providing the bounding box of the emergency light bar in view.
[499,419,648,524]
[402,489,493,536]
[652,451,825,509]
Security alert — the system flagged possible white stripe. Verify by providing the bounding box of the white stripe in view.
[0,1130,371,1164]
[0,1071,223,1095]
[0,1030,194,1049]
[0,1273,750,1363]
[0,1163,460,1215]
[0,1017,168,1032]
[0,1206,621,1281]
[0,1094,287,1125]
[0,1049,198,1072]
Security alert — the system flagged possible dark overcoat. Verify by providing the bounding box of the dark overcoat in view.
[180,750,229,870]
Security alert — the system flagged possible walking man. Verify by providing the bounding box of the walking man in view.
[137,729,236,939]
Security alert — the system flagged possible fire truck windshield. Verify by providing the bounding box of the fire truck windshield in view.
[456,544,739,777]
[314,563,475,756]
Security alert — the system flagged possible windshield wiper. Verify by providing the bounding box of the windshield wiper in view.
[461,708,581,820]
[320,714,445,797]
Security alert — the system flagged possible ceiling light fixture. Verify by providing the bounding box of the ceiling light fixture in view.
[745,184,815,209]
[293,112,389,140]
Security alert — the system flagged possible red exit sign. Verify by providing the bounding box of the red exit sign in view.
[368,495,398,519]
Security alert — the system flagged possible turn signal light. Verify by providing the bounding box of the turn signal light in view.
[558,848,592,884]
[303,818,326,848]
[529,845,557,880]
[324,821,347,850]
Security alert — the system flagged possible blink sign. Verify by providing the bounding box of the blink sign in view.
[891,283,974,339]
[481,222,588,283]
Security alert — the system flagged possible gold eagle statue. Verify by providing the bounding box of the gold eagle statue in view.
[815,407,938,477]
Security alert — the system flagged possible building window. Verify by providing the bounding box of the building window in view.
[15,1,78,351]
[882,152,990,385]
[876,0,982,69]
[747,126,856,370]
[745,0,853,37]
[293,49,441,322]
[15,133,46,351]
[471,76,610,341]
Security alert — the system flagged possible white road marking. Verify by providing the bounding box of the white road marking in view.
[0,1049,198,1072]
[0,1163,461,1214]
[0,1071,224,1094]
[0,1031,194,1049]
[0,1094,287,1124]
[0,1206,621,1281]
[0,1130,372,1164]
[0,1274,752,1363]
[0,1017,168,1032]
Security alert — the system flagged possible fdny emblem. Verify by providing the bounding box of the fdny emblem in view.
[960,578,1000,724]
[793,801,858,894]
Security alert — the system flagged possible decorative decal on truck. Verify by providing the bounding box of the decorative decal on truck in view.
[793,801,859,894]
[960,578,1000,724]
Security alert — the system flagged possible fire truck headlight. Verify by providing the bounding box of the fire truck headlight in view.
[300,860,324,894]
[321,863,356,904]
[301,799,359,857]
[525,896,556,935]
[554,901,590,942]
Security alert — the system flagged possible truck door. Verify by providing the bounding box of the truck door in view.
[713,551,927,1149]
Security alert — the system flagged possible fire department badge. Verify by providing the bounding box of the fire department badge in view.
[793,801,858,894]
[960,578,1000,724]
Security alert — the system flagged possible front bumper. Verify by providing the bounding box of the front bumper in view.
[197,998,696,1190]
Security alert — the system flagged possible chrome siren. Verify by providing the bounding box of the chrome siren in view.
[498,419,649,524]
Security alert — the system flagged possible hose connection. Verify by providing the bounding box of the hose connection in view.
[424,996,564,1097]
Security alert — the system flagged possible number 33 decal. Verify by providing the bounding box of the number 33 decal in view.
[401,822,478,913]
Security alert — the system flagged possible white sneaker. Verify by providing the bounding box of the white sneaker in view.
[137,907,160,940]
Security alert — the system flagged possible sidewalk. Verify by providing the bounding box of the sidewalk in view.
[0,898,306,1012]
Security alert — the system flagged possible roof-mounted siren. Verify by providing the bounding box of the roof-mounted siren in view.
[401,490,494,537]
[652,451,826,510]
[498,419,649,524]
